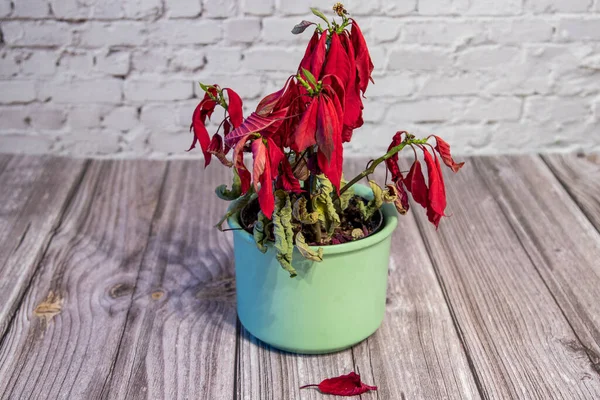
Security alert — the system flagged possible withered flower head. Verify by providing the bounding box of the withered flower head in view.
[332,2,347,16]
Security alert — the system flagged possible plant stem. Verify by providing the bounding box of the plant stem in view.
[334,137,429,201]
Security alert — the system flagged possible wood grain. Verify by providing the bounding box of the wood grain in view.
[104,160,239,399]
[236,160,480,400]
[542,153,600,233]
[410,156,600,399]
[0,159,167,400]
[0,156,87,339]
[475,155,600,377]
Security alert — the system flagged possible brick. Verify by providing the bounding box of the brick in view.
[261,17,308,44]
[61,130,120,155]
[30,106,68,131]
[96,51,131,76]
[0,81,36,104]
[77,22,147,47]
[402,20,486,46]
[419,0,470,15]
[388,47,453,71]
[525,97,590,122]
[224,18,261,43]
[19,51,57,76]
[466,0,522,15]
[124,79,193,101]
[121,126,149,153]
[40,79,123,103]
[420,75,481,96]
[369,18,401,43]
[526,0,591,13]
[278,0,309,15]
[140,103,180,132]
[68,105,110,129]
[0,0,11,17]
[50,0,90,19]
[91,0,124,19]
[0,52,20,78]
[148,131,192,154]
[13,0,50,18]
[558,18,600,41]
[123,0,162,19]
[170,49,205,72]
[204,47,243,72]
[387,99,458,122]
[102,106,139,130]
[553,67,600,95]
[369,46,387,74]
[361,99,387,123]
[243,47,302,71]
[366,74,415,97]
[2,21,72,47]
[485,19,554,44]
[132,49,171,73]
[203,0,237,18]
[483,66,553,96]
[56,51,94,75]
[594,98,600,121]
[166,0,201,18]
[342,0,381,15]
[0,135,53,154]
[380,0,416,15]
[0,106,31,130]
[149,20,221,45]
[456,46,521,70]
[241,0,273,15]
[461,97,522,121]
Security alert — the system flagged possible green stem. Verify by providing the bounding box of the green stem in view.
[334,137,429,201]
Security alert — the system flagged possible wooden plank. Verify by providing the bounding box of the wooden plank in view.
[542,153,600,233]
[0,155,87,339]
[0,159,167,399]
[475,155,600,376]
[410,155,600,399]
[103,161,239,399]
[236,160,480,400]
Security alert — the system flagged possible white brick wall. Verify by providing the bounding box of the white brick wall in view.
[1,0,599,157]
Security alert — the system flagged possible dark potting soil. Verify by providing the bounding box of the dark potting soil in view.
[239,196,383,247]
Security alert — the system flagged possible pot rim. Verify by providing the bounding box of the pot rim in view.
[227,183,399,255]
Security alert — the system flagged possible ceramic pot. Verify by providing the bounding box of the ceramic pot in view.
[227,184,398,354]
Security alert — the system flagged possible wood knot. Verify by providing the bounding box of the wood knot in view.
[109,283,134,299]
[34,291,64,329]
[151,290,165,300]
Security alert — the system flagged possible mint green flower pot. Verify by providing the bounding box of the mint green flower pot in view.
[227,184,398,354]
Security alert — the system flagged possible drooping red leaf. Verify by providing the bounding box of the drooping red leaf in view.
[278,158,303,193]
[299,30,319,73]
[223,120,232,155]
[323,32,351,87]
[232,133,254,194]
[310,30,328,80]
[189,94,218,167]
[251,139,275,218]
[384,131,405,183]
[423,147,447,228]
[403,159,428,209]
[300,372,377,397]
[339,33,363,142]
[207,133,233,167]
[315,95,340,162]
[225,108,288,148]
[395,181,410,214]
[350,20,374,94]
[225,88,244,128]
[433,135,465,173]
[317,96,343,191]
[256,76,294,117]
[266,138,285,178]
[292,98,318,153]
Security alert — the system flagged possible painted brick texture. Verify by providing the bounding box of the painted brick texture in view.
[0,0,599,157]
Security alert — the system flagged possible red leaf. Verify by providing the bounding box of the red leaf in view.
[232,133,253,194]
[256,76,294,117]
[317,96,343,192]
[278,158,303,193]
[385,131,405,183]
[323,33,351,87]
[403,160,428,209]
[225,108,288,148]
[339,33,364,142]
[225,88,244,128]
[292,98,318,153]
[207,133,233,167]
[395,181,410,214]
[433,135,464,173]
[300,372,377,396]
[299,30,319,74]
[350,20,374,94]
[251,139,274,219]
[315,96,341,162]
[310,30,328,79]
[190,94,218,167]
[423,147,447,228]
[266,138,285,178]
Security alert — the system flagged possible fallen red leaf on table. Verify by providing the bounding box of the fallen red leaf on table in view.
[300,371,377,396]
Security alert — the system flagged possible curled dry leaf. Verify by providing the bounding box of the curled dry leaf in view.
[300,371,377,396]
[295,232,323,262]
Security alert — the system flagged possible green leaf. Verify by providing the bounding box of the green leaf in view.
[214,192,255,232]
[215,169,242,201]
[310,7,329,26]
[357,180,384,220]
[198,82,212,93]
[273,190,296,277]
[301,67,318,87]
[253,211,270,253]
[292,20,315,34]
[295,232,323,262]
[314,174,341,235]
[292,197,319,224]
[337,177,355,213]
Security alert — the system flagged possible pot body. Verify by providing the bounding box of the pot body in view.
[227,184,398,354]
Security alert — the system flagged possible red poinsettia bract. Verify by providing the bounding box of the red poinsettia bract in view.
[300,371,377,396]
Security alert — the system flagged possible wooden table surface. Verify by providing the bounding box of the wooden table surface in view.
[0,153,599,399]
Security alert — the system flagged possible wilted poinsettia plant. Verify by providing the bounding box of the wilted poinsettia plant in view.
[188,4,464,277]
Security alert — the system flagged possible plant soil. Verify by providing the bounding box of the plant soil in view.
[240,196,384,247]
